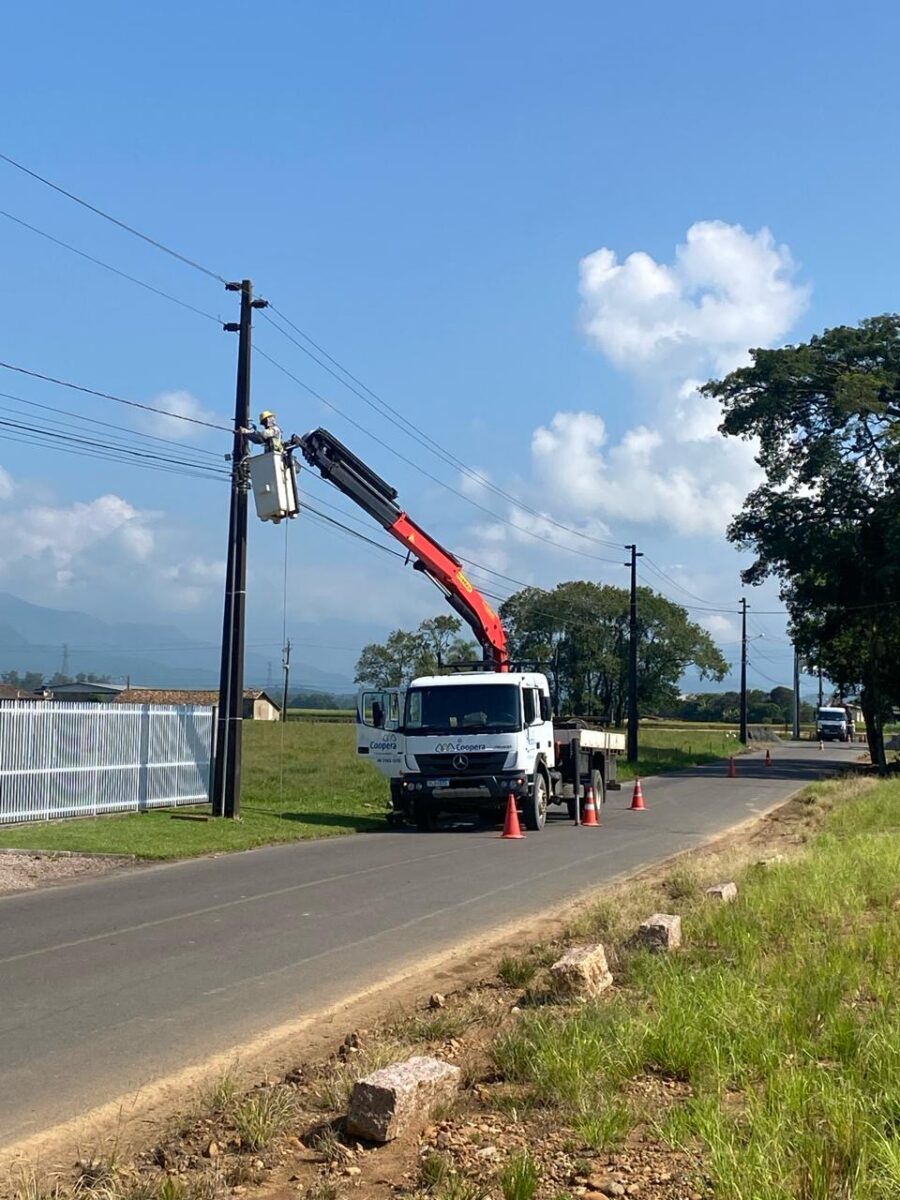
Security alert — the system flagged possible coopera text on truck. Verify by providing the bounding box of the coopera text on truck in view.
[247,425,626,831]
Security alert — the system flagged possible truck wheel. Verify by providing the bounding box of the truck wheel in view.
[389,779,405,814]
[413,798,438,832]
[591,768,606,806]
[523,771,548,831]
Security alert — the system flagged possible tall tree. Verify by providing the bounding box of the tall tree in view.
[500,582,726,721]
[355,617,477,688]
[706,313,900,767]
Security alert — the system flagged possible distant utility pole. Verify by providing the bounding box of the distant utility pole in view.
[281,638,291,723]
[818,662,824,708]
[625,544,643,763]
[211,279,268,820]
[739,597,748,745]
[61,643,70,677]
[792,648,801,740]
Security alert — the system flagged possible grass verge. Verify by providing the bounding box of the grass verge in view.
[494,773,900,1198]
[0,724,387,859]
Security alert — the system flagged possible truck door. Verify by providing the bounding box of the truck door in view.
[357,689,404,778]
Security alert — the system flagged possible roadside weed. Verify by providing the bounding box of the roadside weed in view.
[231,1086,296,1150]
[497,955,537,989]
[498,1152,540,1200]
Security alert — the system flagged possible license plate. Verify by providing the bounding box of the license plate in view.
[432,778,450,788]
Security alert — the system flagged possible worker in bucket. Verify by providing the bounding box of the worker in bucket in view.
[242,410,284,453]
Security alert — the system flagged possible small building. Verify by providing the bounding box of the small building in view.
[43,681,127,703]
[116,688,282,721]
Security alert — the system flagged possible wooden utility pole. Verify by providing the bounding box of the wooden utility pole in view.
[739,597,749,745]
[625,544,643,763]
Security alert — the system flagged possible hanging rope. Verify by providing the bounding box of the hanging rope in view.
[278,516,290,814]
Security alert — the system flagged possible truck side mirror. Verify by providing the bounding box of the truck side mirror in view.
[540,695,552,722]
[372,700,385,729]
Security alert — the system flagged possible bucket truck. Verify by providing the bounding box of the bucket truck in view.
[254,427,625,831]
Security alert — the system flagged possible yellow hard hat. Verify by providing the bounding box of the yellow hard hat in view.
[259,410,275,422]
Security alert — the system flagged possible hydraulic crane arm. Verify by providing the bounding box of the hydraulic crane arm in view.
[297,428,509,671]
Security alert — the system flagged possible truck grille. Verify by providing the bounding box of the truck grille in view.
[415,752,509,776]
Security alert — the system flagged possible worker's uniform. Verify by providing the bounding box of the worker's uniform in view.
[245,422,284,453]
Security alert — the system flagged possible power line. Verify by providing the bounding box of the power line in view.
[0,360,231,432]
[0,389,225,460]
[0,426,229,484]
[0,152,228,283]
[259,345,625,566]
[263,305,624,552]
[0,208,223,325]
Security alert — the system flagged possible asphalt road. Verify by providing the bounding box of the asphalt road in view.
[0,742,860,1148]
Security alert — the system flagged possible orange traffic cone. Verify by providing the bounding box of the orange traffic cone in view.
[500,793,525,839]
[630,778,646,810]
[727,756,737,778]
[764,749,772,768]
[581,786,600,827]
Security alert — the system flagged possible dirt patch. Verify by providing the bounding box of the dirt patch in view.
[0,778,854,1199]
[0,850,131,895]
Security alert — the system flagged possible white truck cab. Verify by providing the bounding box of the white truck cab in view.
[357,670,624,831]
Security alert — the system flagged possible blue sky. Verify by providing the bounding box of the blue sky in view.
[1,0,897,692]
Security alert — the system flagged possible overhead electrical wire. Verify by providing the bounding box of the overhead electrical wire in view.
[0,360,231,432]
[0,209,224,326]
[0,152,228,283]
[0,154,639,565]
[262,305,624,553]
[0,388,226,460]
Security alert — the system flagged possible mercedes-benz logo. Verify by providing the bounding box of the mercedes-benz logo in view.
[452,754,469,771]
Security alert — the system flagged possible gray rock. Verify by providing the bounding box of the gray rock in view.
[705,881,738,903]
[637,913,682,952]
[550,944,613,997]
[346,1056,461,1143]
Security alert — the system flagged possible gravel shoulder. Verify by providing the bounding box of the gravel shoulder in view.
[0,850,132,894]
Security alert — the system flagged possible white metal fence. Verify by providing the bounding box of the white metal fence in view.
[0,702,214,825]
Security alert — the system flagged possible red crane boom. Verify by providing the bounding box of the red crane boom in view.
[297,428,509,671]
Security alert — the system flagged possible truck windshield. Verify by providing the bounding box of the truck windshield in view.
[818,709,846,721]
[404,685,521,734]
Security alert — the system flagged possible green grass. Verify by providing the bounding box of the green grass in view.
[493,775,900,1199]
[0,723,389,859]
[619,726,744,779]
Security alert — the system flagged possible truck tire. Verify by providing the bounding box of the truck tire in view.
[591,767,606,807]
[523,770,548,831]
[413,798,438,832]
[389,778,405,814]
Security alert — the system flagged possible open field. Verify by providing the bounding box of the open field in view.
[0,723,753,858]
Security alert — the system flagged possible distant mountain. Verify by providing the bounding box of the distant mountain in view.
[0,593,353,692]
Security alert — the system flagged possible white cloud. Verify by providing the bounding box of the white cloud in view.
[514,220,812,538]
[139,390,220,441]
[579,219,809,378]
[0,473,225,615]
[0,466,13,500]
[530,410,758,536]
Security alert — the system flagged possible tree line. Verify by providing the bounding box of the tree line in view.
[354,585,727,723]
[1,670,112,692]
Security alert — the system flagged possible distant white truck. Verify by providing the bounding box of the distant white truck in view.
[816,705,853,742]
[358,670,625,831]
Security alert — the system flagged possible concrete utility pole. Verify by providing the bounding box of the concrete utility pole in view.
[281,638,291,723]
[212,279,268,819]
[792,648,801,740]
[739,597,748,745]
[625,544,643,763]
